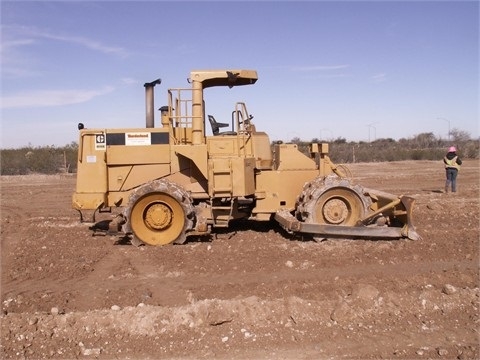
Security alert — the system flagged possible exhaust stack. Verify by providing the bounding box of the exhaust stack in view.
[144,79,161,128]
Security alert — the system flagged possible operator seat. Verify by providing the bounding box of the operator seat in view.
[208,115,236,136]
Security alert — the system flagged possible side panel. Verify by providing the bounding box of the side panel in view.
[274,143,317,170]
[74,128,172,211]
[107,145,170,165]
[104,129,171,202]
[253,170,318,214]
[208,137,236,155]
[232,157,255,196]
[75,132,107,193]
[208,157,256,197]
[73,131,107,210]
[208,158,232,197]
[105,129,170,165]
[172,144,208,179]
[251,132,273,169]
[170,144,209,197]
[107,164,171,192]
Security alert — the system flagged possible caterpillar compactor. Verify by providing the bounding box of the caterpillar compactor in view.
[73,69,420,245]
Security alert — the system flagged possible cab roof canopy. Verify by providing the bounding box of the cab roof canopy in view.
[189,69,258,89]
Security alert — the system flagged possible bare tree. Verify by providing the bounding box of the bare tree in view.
[449,128,471,143]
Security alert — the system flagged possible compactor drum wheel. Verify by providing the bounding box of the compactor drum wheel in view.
[313,187,365,226]
[123,180,194,246]
[296,175,371,231]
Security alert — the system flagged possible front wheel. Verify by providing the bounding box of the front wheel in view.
[312,187,365,226]
[296,175,371,231]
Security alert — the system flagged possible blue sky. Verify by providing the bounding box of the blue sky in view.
[1,1,478,148]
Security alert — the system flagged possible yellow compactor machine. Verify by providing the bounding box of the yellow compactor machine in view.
[73,69,420,246]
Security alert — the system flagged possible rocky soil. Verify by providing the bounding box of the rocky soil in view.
[1,160,479,359]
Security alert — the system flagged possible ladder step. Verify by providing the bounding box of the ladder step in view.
[213,188,232,193]
[213,169,230,174]
[211,214,230,227]
[214,222,229,228]
[212,206,232,210]
[215,214,231,221]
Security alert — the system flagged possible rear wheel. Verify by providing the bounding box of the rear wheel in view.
[123,180,194,246]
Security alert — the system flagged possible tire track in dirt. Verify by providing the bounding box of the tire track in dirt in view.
[3,254,476,313]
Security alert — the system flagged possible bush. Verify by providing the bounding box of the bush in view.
[1,143,78,175]
[288,133,478,163]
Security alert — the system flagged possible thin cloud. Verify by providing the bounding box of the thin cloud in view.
[1,25,129,80]
[372,73,387,83]
[2,24,129,57]
[0,33,39,77]
[313,73,350,79]
[1,38,35,48]
[290,65,351,80]
[1,86,115,109]
[121,78,138,85]
[291,65,350,72]
[37,31,129,57]
[2,61,41,78]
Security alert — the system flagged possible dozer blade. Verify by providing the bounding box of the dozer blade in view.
[397,195,422,241]
[275,210,403,239]
[362,188,422,241]
[275,203,421,241]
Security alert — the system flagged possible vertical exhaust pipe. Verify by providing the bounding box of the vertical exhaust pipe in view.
[144,79,161,128]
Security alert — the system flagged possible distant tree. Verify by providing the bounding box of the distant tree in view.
[412,132,436,148]
[65,141,79,150]
[333,137,347,144]
[373,138,396,144]
[449,128,471,143]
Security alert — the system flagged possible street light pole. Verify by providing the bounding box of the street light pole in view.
[438,117,451,142]
[367,122,378,142]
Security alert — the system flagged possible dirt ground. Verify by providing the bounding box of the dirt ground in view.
[1,160,479,360]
